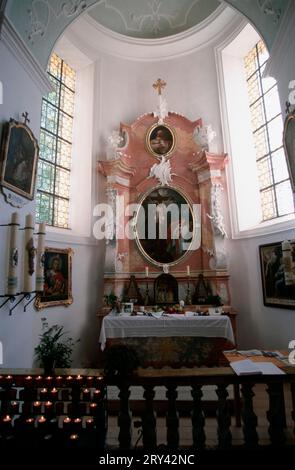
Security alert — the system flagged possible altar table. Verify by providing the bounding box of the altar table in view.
[99,314,235,368]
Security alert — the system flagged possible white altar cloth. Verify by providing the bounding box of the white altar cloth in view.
[99,314,234,351]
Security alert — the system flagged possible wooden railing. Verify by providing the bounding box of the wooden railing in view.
[0,367,295,452]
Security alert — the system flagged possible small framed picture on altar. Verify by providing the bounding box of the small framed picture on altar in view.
[121,302,134,315]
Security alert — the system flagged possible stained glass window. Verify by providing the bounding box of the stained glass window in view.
[36,54,76,228]
[244,41,294,221]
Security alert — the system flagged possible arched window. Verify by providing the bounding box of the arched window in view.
[244,40,293,221]
[216,24,295,236]
[36,54,76,228]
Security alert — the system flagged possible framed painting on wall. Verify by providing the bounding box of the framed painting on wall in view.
[0,119,39,203]
[259,242,295,309]
[283,108,295,191]
[35,247,73,310]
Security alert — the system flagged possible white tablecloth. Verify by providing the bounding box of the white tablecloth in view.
[99,314,234,351]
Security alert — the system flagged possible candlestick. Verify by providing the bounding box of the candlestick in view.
[35,222,46,292]
[23,213,35,293]
[7,212,20,296]
[145,266,149,277]
[186,265,190,276]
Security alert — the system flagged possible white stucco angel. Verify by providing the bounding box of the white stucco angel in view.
[148,156,175,186]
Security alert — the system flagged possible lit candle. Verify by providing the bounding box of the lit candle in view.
[1,415,12,432]
[85,417,94,429]
[23,213,35,293]
[10,401,19,413]
[35,222,46,292]
[186,265,190,276]
[37,416,46,428]
[76,374,83,381]
[83,388,90,399]
[6,212,20,296]
[63,417,72,430]
[33,401,42,413]
[50,388,58,400]
[25,375,32,381]
[145,266,149,277]
[44,401,53,414]
[93,389,101,402]
[89,403,97,412]
[73,417,82,431]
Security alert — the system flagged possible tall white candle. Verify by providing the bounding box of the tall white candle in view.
[23,213,35,293]
[145,266,149,277]
[35,223,46,292]
[6,212,20,296]
[187,265,190,276]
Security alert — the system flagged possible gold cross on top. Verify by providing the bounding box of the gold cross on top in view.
[153,78,167,96]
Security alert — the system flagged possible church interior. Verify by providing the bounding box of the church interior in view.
[0,0,295,461]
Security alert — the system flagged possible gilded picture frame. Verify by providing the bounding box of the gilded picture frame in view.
[283,109,295,191]
[259,242,295,309]
[35,247,73,310]
[146,123,176,159]
[0,119,39,200]
[134,186,195,267]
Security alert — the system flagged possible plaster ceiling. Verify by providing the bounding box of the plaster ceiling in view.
[87,0,221,39]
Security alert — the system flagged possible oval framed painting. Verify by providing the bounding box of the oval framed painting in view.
[146,123,176,159]
[134,186,196,267]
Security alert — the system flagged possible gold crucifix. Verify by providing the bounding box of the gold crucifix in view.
[153,78,167,96]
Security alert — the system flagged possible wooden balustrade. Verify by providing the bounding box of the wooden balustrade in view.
[1,367,295,453]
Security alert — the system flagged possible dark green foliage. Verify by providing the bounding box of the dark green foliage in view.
[35,320,79,373]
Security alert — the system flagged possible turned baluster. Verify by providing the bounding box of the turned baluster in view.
[240,383,258,448]
[166,385,179,449]
[118,382,132,449]
[191,385,206,450]
[216,384,232,449]
[266,383,286,446]
[142,385,157,449]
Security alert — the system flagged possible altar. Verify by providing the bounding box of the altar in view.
[97,79,236,366]
[99,314,235,368]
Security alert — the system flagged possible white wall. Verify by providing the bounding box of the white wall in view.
[0,40,104,368]
[96,47,223,157]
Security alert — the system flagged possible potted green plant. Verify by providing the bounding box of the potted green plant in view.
[35,320,79,375]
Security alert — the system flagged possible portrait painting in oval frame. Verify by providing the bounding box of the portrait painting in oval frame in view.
[146,123,176,159]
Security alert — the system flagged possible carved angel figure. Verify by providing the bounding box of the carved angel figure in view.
[148,156,175,186]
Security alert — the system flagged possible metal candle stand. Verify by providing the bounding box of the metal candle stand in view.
[0,291,38,315]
